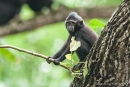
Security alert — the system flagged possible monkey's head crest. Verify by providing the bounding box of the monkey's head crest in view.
[66,12,83,22]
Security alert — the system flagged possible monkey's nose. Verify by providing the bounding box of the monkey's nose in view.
[70,22,74,25]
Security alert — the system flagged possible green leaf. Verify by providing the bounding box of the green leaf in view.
[70,37,81,51]
[65,54,75,63]
[60,62,71,67]
[71,36,75,41]
[89,19,105,30]
[65,54,72,60]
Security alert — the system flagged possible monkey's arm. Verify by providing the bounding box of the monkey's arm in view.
[52,34,72,59]
[83,27,98,46]
[53,44,71,65]
[46,34,72,64]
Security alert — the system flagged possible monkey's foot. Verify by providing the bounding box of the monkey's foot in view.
[72,65,80,71]
[72,64,83,72]
[72,65,83,77]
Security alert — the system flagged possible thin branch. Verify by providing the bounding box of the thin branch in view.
[0,45,71,71]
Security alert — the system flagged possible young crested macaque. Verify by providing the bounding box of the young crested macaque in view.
[47,12,98,65]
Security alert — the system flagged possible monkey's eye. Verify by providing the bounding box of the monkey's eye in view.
[66,22,75,26]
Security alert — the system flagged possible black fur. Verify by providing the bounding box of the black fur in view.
[0,0,24,25]
[48,12,98,65]
[26,0,53,12]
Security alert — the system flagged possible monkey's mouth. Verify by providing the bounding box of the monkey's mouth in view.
[67,25,75,33]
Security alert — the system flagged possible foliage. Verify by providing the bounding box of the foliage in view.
[89,19,105,35]
[61,36,81,71]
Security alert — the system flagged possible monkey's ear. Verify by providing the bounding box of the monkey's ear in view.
[79,21,83,26]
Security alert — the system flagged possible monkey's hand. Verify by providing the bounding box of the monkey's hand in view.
[46,57,60,65]
[53,59,60,65]
[46,56,52,64]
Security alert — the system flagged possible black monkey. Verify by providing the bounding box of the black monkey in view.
[0,0,24,25]
[26,0,53,12]
[47,12,98,65]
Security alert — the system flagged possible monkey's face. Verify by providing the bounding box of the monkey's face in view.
[66,21,76,33]
[66,20,83,34]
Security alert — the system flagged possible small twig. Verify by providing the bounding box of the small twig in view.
[0,45,71,71]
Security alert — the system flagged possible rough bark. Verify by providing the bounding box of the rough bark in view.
[0,6,115,37]
[70,0,130,87]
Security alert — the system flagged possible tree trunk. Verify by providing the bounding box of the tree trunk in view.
[70,0,130,87]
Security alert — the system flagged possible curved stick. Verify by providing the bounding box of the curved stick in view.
[0,45,71,71]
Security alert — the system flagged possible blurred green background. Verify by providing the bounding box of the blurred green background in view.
[0,0,122,87]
